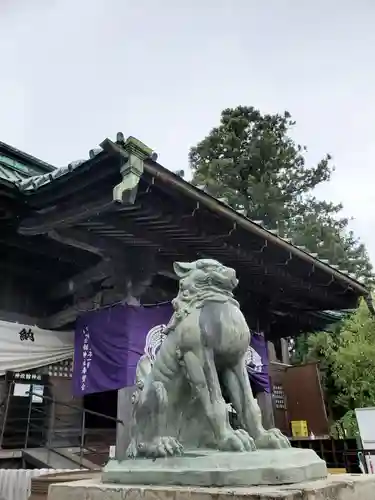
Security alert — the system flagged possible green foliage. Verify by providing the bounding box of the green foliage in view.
[330,411,358,439]
[283,198,373,282]
[297,299,375,437]
[333,301,375,411]
[190,106,373,283]
[190,107,332,225]
[291,334,311,365]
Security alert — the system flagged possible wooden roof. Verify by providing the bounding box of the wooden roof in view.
[4,134,368,336]
[0,141,54,185]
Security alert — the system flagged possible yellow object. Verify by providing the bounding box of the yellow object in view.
[328,468,346,474]
[291,420,309,437]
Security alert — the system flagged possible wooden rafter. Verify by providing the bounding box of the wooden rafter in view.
[50,261,111,300]
[97,211,350,310]
[0,230,98,267]
[40,290,126,329]
[18,193,116,235]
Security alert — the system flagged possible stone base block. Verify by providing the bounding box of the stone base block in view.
[102,448,327,487]
[48,474,375,500]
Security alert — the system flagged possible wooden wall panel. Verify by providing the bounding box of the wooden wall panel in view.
[283,362,328,437]
[268,362,289,435]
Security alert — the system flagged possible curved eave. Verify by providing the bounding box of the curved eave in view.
[0,177,18,192]
[16,137,370,303]
[0,141,55,174]
[140,156,368,299]
[0,178,26,204]
[19,150,123,208]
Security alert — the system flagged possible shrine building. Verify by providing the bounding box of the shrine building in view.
[0,134,370,467]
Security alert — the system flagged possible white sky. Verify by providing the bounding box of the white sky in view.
[1,1,375,262]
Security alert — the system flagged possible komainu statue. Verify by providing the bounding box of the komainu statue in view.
[127,259,290,459]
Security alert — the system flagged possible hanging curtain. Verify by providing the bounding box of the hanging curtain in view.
[73,303,271,396]
[0,320,74,376]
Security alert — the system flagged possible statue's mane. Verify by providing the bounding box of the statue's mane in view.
[163,274,239,335]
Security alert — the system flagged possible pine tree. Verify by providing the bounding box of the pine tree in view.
[190,105,373,283]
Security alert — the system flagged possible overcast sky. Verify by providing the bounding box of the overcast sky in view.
[1,1,375,262]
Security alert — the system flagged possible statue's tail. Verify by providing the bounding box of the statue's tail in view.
[134,355,168,409]
[151,380,168,409]
[135,354,152,388]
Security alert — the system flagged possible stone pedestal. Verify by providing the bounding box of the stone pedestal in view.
[48,474,375,500]
[102,448,326,487]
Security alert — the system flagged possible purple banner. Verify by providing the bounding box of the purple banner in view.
[246,332,270,394]
[73,303,173,396]
[73,304,270,396]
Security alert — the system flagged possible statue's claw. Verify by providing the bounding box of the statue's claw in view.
[218,429,256,452]
[126,438,139,459]
[235,429,257,451]
[133,436,184,459]
[255,428,291,449]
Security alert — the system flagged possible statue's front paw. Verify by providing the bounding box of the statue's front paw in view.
[138,436,184,459]
[218,429,256,452]
[126,439,139,459]
[255,428,290,449]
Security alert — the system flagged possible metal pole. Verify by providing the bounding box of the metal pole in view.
[24,389,33,449]
[47,396,56,465]
[79,410,86,468]
[0,381,13,448]
[48,397,56,447]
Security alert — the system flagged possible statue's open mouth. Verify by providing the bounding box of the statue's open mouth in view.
[212,270,239,290]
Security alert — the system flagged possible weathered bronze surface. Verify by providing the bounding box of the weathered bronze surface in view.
[127,259,290,459]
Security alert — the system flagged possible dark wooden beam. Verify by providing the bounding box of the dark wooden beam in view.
[128,195,348,304]
[100,211,348,309]
[18,193,116,236]
[46,226,179,304]
[39,306,84,330]
[99,210,225,261]
[59,221,350,310]
[42,273,336,331]
[49,230,105,257]
[57,227,179,270]
[50,257,177,302]
[50,224,351,310]
[50,261,112,300]
[40,289,129,329]
[0,309,39,326]
[48,227,132,259]
[0,261,54,282]
[0,230,97,267]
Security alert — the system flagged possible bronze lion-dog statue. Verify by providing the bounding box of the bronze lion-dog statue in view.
[127,259,290,459]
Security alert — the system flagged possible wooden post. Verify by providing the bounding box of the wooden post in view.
[115,292,141,460]
[116,386,134,460]
[256,323,275,430]
[280,338,290,364]
[257,391,275,429]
